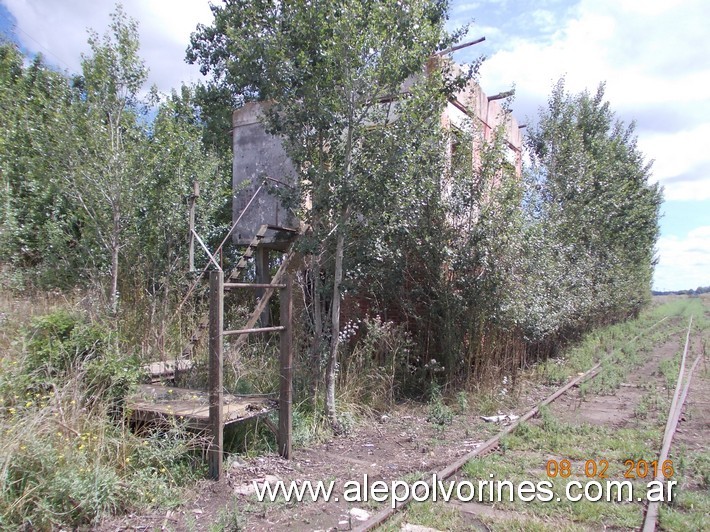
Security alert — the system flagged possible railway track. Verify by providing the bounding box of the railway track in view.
[355,317,705,532]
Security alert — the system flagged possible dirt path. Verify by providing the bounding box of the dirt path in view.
[380,316,708,531]
[548,337,680,428]
[100,378,563,531]
[100,307,709,531]
[172,401,540,531]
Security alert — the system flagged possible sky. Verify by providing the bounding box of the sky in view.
[0,0,708,292]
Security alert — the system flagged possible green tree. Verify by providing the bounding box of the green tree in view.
[119,85,229,349]
[61,6,148,312]
[1,8,229,348]
[516,80,662,339]
[188,0,461,429]
[0,44,83,288]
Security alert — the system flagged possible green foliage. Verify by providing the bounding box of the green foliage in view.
[209,502,246,532]
[25,310,111,375]
[0,304,203,529]
[513,79,662,341]
[427,383,454,426]
[0,411,203,529]
[0,7,229,356]
[339,316,414,410]
[188,0,465,426]
[455,390,469,414]
[5,310,140,409]
[0,44,82,288]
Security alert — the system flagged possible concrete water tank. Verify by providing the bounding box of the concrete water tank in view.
[232,102,298,250]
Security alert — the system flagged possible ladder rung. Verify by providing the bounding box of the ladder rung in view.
[266,224,299,234]
[224,283,286,289]
[223,326,286,336]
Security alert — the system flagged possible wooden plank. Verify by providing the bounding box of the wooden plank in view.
[256,246,271,327]
[266,224,299,233]
[126,384,276,429]
[144,359,193,380]
[278,274,293,459]
[230,224,270,276]
[208,271,224,481]
[224,283,287,289]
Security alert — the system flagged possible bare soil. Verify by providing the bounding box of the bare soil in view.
[549,338,681,429]
[100,322,708,531]
[100,382,560,531]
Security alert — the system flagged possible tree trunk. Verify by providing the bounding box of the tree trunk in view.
[110,241,119,314]
[310,255,324,407]
[325,91,354,433]
[325,225,345,434]
[109,204,120,314]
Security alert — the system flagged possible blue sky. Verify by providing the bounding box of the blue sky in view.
[1,0,708,291]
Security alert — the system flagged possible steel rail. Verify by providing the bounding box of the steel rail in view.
[355,315,675,532]
[642,317,698,532]
[355,362,603,531]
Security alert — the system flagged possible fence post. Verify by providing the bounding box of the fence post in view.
[208,269,224,480]
[278,273,293,458]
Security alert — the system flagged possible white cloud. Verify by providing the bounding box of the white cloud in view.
[654,226,710,291]
[614,0,687,16]
[3,0,213,93]
[477,0,710,202]
[639,123,710,200]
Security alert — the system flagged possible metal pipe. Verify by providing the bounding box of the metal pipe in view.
[435,36,486,56]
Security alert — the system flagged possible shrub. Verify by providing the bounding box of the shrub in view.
[18,310,141,406]
[427,383,453,427]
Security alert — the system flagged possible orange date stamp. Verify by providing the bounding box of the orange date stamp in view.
[545,459,674,480]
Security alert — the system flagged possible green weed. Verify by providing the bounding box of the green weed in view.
[427,383,453,427]
[0,309,203,529]
[208,502,246,532]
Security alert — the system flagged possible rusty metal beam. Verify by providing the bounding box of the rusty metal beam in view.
[642,318,695,532]
[435,36,486,55]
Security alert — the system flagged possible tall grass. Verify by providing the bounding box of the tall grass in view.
[0,293,206,529]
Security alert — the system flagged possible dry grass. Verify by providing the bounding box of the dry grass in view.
[0,288,207,529]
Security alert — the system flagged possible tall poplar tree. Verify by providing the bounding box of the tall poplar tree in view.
[515,80,662,339]
[71,7,147,312]
[188,0,461,429]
